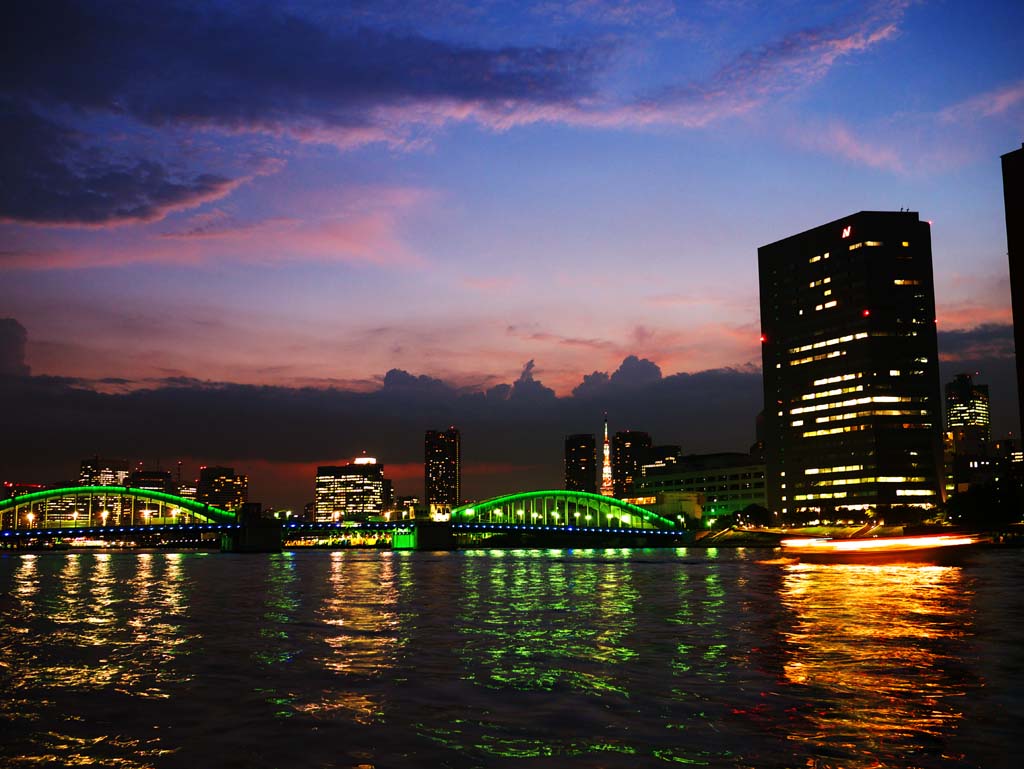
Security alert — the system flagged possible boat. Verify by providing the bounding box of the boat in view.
[780,533,985,565]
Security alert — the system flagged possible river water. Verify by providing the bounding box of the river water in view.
[1,547,1021,768]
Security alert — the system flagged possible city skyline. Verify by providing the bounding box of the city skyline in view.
[2,1,1023,511]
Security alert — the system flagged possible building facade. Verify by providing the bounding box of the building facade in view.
[425,427,461,514]
[639,452,767,521]
[759,211,942,520]
[945,373,993,493]
[611,430,652,498]
[564,433,597,493]
[1003,144,1024,438]
[315,458,386,522]
[79,457,129,487]
[196,466,248,511]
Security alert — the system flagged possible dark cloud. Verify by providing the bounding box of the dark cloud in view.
[0,318,30,376]
[0,357,763,511]
[609,355,662,388]
[511,360,556,401]
[938,323,1015,361]
[0,99,240,225]
[1,1,597,224]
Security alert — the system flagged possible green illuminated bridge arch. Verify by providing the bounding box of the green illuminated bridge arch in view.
[0,486,235,530]
[451,490,678,530]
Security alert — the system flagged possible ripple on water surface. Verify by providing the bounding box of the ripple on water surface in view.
[0,547,1021,768]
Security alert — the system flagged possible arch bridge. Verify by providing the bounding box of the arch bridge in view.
[0,486,235,531]
[451,490,679,531]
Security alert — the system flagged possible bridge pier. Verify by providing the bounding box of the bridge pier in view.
[392,521,456,551]
[220,504,282,553]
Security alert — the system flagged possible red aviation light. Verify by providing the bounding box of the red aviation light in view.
[760,334,767,343]
[862,309,871,317]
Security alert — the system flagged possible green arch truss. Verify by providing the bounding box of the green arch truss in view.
[451,490,678,530]
[0,486,236,529]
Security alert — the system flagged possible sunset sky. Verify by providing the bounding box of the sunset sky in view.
[2,0,1023,509]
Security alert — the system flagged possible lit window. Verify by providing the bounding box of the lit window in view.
[849,242,863,250]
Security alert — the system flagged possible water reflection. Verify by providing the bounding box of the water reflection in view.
[302,551,401,725]
[780,562,974,768]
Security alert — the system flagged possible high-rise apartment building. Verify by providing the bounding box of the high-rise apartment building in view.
[196,466,248,511]
[611,430,652,498]
[425,427,461,513]
[315,458,386,522]
[564,433,597,493]
[1003,144,1024,438]
[759,211,942,519]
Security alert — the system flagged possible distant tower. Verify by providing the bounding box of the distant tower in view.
[564,433,597,493]
[600,414,614,497]
[425,427,461,514]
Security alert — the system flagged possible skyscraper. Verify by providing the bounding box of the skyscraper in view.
[79,457,129,487]
[196,466,248,511]
[315,458,386,522]
[1003,143,1024,438]
[759,211,942,519]
[945,373,993,492]
[945,373,991,444]
[611,430,653,498]
[600,414,614,497]
[425,427,461,513]
[564,433,597,493]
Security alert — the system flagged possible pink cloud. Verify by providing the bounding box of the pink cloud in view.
[1,185,429,271]
[940,78,1024,123]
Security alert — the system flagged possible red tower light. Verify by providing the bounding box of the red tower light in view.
[862,309,870,317]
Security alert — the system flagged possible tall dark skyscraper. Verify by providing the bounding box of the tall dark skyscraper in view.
[425,427,461,512]
[611,430,652,498]
[564,433,597,493]
[1003,143,1024,438]
[759,211,942,519]
[196,466,248,511]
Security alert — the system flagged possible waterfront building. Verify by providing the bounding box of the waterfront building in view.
[564,433,597,493]
[758,211,942,520]
[612,430,652,497]
[196,466,248,511]
[1003,143,1024,438]
[639,451,767,522]
[316,458,386,522]
[425,427,461,515]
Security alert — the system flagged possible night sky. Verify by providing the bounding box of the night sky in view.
[2,0,1022,512]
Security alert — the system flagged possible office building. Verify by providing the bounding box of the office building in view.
[639,451,767,521]
[759,211,942,519]
[945,373,991,448]
[316,457,386,522]
[1004,144,1024,438]
[425,427,461,514]
[129,469,174,494]
[611,430,652,497]
[945,373,993,493]
[196,466,248,511]
[79,457,129,487]
[564,433,597,493]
